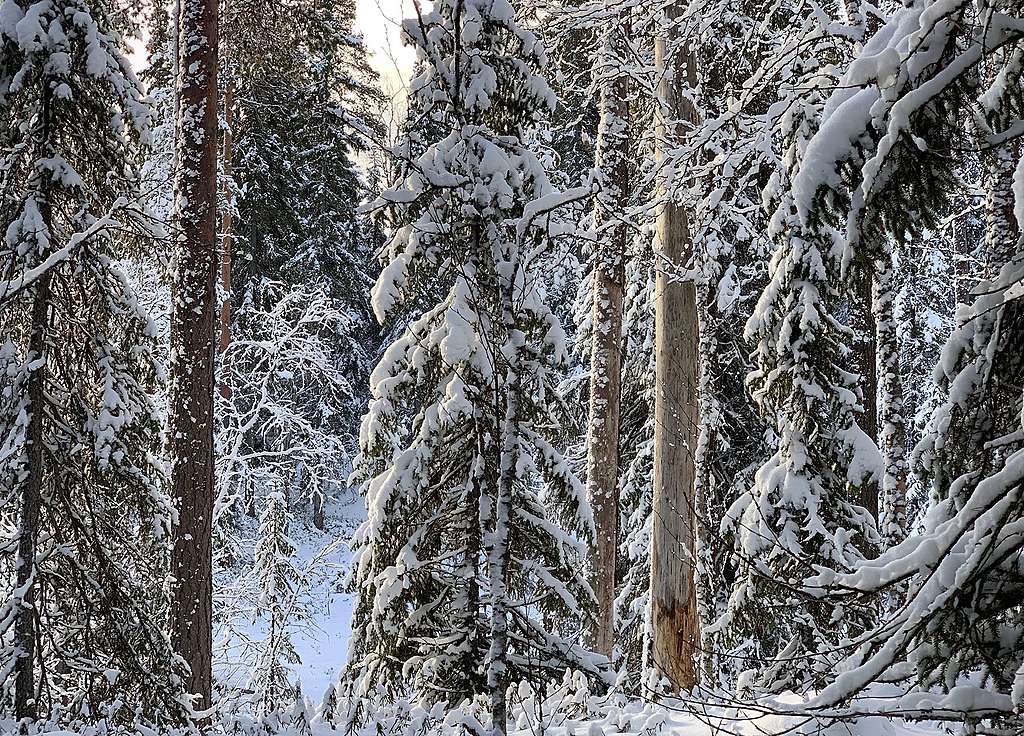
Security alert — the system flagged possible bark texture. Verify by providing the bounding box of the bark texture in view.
[218,78,235,398]
[585,14,630,660]
[855,270,879,519]
[168,0,218,712]
[981,139,1020,279]
[14,270,51,721]
[650,6,701,691]
[873,259,908,545]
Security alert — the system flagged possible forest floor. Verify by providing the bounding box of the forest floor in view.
[6,498,956,736]
[214,492,363,704]
[491,696,948,736]
[208,495,952,736]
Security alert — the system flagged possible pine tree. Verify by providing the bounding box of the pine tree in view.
[338,0,609,729]
[0,0,186,723]
[167,0,219,712]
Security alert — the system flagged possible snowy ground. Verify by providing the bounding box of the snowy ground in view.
[523,702,946,736]
[214,494,363,705]
[206,498,955,736]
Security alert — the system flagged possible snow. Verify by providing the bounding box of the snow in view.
[6,0,1024,731]
[256,684,957,736]
[0,0,23,41]
[792,87,876,223]
[215,495,363,705]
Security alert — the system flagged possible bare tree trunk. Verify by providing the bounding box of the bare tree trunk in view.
[873,259,907,545]
[585,13,629,660]
[14,268,51,722]
[168,0,218,712]
[649,3,701,692]
[218,78,234,399]
[855,271,879,519]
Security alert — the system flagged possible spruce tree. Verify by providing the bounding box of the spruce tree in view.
[754,3,1024,726]
[339,0,608,729]
[0,0,186,723]
[213,0,384,530]
[250,491,301,716]
[720,1,882,689]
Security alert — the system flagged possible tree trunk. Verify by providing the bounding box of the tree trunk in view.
[873,258,908,546]
[487,392,513,736]
[487,455,511,736]
[855,270,879,519]
[14,79,55,723]
[218,78,234,399]
[649,5,701,692]
[584,13,629,660]
[312,491,325,530]
[981,139,1020,278]
[168,0,218,713]
[843,0,882,527]
[487,245,518,736]
[14,269,51,722]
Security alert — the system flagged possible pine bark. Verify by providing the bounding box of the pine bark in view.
[168,0,218,712]
[14,269,51,722]
[649,5,701,691]
[218,79,235,398]
[585,17,629,660]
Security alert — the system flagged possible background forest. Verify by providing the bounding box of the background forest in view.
[2,0,1024,735]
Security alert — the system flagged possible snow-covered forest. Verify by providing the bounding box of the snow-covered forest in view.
[2,0,1024,734]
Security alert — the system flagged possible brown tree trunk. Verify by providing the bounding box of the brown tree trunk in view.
[584,14,629,660]
[218,79,234,400]
[168,0,218,713]
[649,4,701,692]
[14,268,51,722]
[855,270,879,519]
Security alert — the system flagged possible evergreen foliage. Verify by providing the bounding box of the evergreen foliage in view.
[338,0,609,726]
[0,0,187,723]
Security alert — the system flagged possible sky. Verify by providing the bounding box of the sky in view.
[129,2,419,97]
[355,0,419,98]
